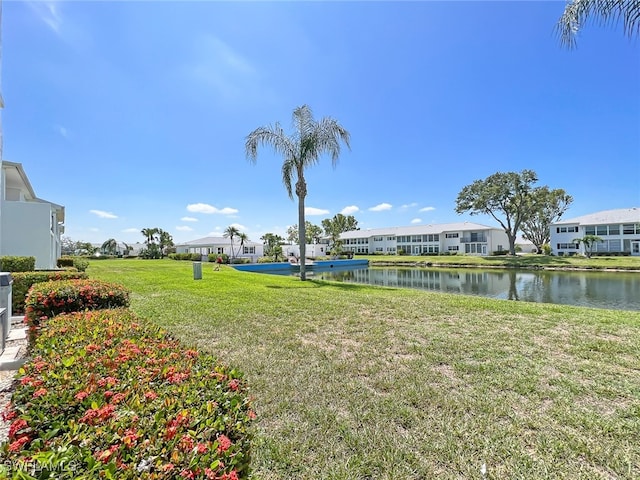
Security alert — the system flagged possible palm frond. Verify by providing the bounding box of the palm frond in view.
[557,0,640,48]
[245,123,295,164]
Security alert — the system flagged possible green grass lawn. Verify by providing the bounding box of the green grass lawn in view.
[89,259,640,479]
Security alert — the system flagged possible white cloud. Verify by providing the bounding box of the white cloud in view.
[228,223,247,231]
[90,209,118,219]
[122,228,139,233]
[176,226,194,232]
[369,203,392,212]
[181,216,198,222]
[400,202,418,209]
[411,218,422,224]
[305,207,330,216]
[419,206,436,212]
[340,205,360,215]
[187,34,273,104]
[54,124,69,138]
[187,203,238,215]
[26,1,63,34]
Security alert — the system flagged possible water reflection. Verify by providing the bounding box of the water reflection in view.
[314,267,640,311]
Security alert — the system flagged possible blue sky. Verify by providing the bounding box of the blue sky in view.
[3,1,639,245]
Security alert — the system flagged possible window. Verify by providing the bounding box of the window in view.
[373,236,384,242]
[243,246,255,254]
[217,247,224,254]
[387,236,395,241]
[623,224,640,235]
[448,245,459,251]
[445,233,459,238]
[557,243,578,250]
[608,225,620,235]
[585,226,596,235]
[596,226,608,236]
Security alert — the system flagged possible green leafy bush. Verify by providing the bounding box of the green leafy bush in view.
[24,279,130,344]
[73,258,89,272]
[11,271,88,315]
[56,256,75,268]
[208,254,228,264]
[1,309,254,479]
[0,256,36,272]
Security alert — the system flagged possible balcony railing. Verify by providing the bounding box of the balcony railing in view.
[460,235,487,243]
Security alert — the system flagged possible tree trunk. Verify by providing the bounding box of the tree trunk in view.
[508,232,517,256]
[296,172,308,281]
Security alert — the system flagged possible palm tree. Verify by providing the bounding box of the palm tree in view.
[223,225,240,259]
[141,228,158,246]
[557,0,640,48]
[237,232,249,257]
[246,105,351,280]
[101,238,118,256]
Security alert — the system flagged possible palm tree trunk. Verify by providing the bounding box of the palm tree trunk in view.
[296,175,307,281]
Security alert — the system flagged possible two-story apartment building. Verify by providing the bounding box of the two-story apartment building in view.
[0,161,65,269]
[339,222,509,256]
[550,207,640,256]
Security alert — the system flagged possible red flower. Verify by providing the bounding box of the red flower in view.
[228,379,240,391]
[75,391,89,401]
[144,391,158,401]
[179,469,195,479]
[33,388,48,397]
[8,419,28,440]
[220,471,239,480]
[162,463,175,472]
[196,443,208,454]
[248,410,257,420]
[179,434,194,452]
[2,408,17,421]
[8,436,30,452]
[217,434,232,453]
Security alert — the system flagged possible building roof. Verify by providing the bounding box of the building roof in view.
[554,208,640,226]
[176,236,261,247]
[339,222,500,239]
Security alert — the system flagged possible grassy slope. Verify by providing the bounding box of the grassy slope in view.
[89,259,640,479]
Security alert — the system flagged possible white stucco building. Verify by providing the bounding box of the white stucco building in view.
[339,222,510,256]
[175,236,264,261]
[0,161,65,269]
[550,207,640,256]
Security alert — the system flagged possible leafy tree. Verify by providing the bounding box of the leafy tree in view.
[286,222,324,244]
[261,233,284,261]
[521,187,573,253]
[455,170,540,256]
[306,222,324,244]
[74,241,97,256]
[286,225,298,244]
[557,0,640,48]
[322,214,359,253]
[156,229,174,258]
[223,226,240,259]
[246,105,351,281]
[573,234,603,258]
[61,236,78,256]
[101,238,118,256]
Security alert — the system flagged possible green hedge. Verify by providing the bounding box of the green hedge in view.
[56,256,75,268]
[24,279,130,345]
[168,253,204,261]
[1,309,254,479]
[208,254,229,264]
[11,271,89,315]
[0,256,35,272]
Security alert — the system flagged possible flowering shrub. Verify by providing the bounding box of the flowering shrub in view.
[0,309,254,479]
[11,271,89,315]
[24,279,129,345]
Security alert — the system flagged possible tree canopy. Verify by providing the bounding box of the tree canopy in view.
[520,187,573,252]
[246,105,350,280]
[322,214,359,254]
[455,170,540,255]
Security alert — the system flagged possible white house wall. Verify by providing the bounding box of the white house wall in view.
[1,200,57,269]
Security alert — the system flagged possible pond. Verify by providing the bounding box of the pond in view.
[310,266,640,311]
